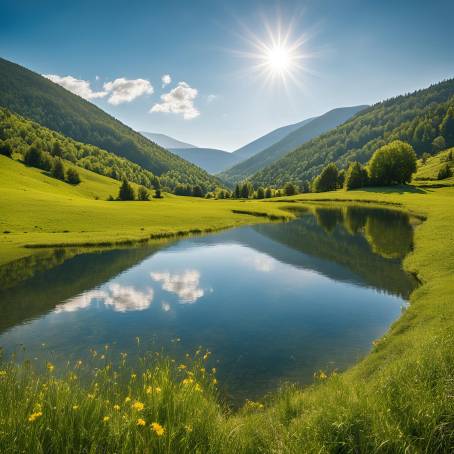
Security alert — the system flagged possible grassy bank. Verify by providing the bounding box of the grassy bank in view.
[0,156,292,266]
[1,154,453,451]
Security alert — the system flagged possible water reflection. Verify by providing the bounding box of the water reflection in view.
[0,205,419,403]
[151,270,204,304]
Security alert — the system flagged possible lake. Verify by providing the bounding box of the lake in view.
[0,205,418,404]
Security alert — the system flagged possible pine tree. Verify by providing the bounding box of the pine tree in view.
[51,158,65,180]
[118,179,135,201]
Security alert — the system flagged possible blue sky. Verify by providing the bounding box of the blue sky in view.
[1,0,454,151]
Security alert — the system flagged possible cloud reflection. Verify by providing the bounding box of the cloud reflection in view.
[150,270,204,304]
[55,284,153,313]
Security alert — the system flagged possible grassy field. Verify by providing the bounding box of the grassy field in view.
[0,155,453,452]
[0,156,292,266]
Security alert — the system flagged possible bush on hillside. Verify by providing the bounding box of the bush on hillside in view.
[0,141,12,157]
[51,158,65,181]
[66,168,81,185]
[437,163,452,180]
[344,161,369,190]
[137,186,150,201]
[368,140,417,185]
[118,179,135,201]
[312,163,339,192]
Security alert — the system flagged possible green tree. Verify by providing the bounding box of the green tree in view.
[337,169,345,189]
[344,161,368,190]
[118,179,135,201]
[234,184,241,199]
[23,144,43,168]
[368,140,417,185]
[256,187,265,199]
[192,185,203,197]
[52,141,63,157]
[420,152,431,164]
[0,141,12,157]
[283,182,298,196]
[154,188,162,198]
[264,187,273,198]
[66,167,81,185]
[437,163,452,180]
[440,106,454,147]
[313,163,339,192]
[51,158,65,180]
[240,181,253,198]
[137,186,150,201]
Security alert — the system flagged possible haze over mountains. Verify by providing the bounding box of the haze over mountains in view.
[219,106,368,183]
[140,132,196,150]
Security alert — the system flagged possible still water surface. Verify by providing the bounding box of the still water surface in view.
[0,206,417,403]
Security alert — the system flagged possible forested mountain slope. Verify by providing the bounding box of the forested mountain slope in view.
[0,58,219,191]
[220,106,367,183]
[251,78,454,188]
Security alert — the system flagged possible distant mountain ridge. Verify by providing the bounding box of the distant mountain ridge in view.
[232,117,316,161]
[0,57,219,191]
[169,148,238,174]
[140,132,196,149]
[220,105,367,183]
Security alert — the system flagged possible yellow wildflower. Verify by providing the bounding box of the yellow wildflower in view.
[132,401,144,411]
[178,364,187,370]
[72,405,79,410]
[87,393,95,399]
[0,370,7,377]
[212,378,218,385]
[113,404,120,411]
[151,422,165,436]
[211,368,216,374]
[155,386,162,393]
[136,418,146,426]
[203,352,211,361]
[28,411,43,422]
[47,362,55,372]
[103,416,110,423]
[124,396,131,403]
[182,378,194,385]
[194,383,202,392]
[131,373,137,380]
[146,386,153,394]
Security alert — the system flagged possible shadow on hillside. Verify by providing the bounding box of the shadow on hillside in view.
[363,185,426,194]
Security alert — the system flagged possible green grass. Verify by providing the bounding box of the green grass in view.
[1,156,454,452]
[414,148,454,185]
[0,156,292,266]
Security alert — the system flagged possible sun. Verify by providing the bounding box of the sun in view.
[264,44,293,75]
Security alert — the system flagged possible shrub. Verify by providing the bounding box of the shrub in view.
[256,187,265,199]
[368,140,417,185]
[344,162,369,190]
[118,179,135,201]
[264,187,273,198]
[51,158,65,181]
[283,183,298,196]
[313,163,339,192]
[66,167,81,185]
[137,186,150,201]
[23,145,52,171]
[0,141,12,157]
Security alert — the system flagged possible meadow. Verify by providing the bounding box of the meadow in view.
[0,155,453,452]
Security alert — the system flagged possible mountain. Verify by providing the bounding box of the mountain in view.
[140,132,196,149]
[232,117,315,161]
[220,106,367,183]
[251,78,454,188]
[0,57,219,191]
[169,147,238,174]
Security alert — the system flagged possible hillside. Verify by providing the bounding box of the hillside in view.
[170,147,238,174]
[0,58,219,191]
[414,148,454,184]
[220,106,367,183]
[140,131,196,149]
[251,78,454,188]
[0,107,160,188]
[232,117,315,161]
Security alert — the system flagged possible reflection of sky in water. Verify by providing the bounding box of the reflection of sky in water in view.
[0,216,413,403]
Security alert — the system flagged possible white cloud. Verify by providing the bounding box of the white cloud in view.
[44,74,108,100]
[103,78,154,105]
[55,284,153,313]
[150,82,199,120]
[161,74,172,87]
[104,283,153,312]
[150,270,204,303]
